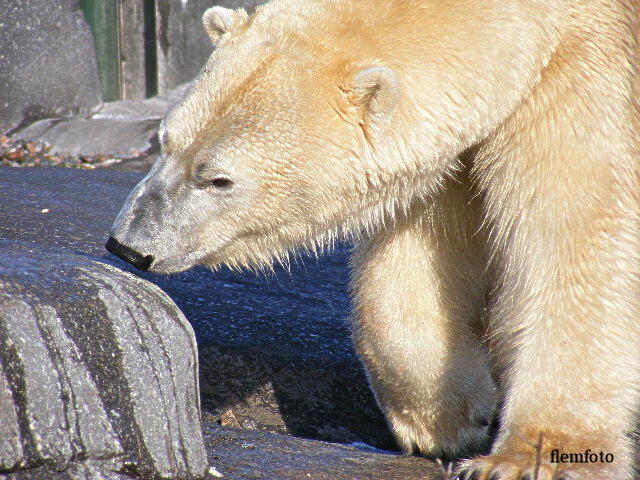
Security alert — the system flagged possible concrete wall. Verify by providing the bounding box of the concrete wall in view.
[155,0,265,94]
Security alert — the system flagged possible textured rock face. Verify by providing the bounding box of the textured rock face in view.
[0,0,101,133]
[0,191,208,478]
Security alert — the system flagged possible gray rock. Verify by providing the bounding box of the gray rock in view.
[0,166,395,453]
[203,424,447,480]
[1,458,134,480]
[14,117,161,158]
[0,0,101,134]
[92,86,189,121]
[0,172,208,478]
[13,85,189,158]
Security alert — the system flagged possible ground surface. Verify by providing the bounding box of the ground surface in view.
[203,423,447,480]
[0,165,450,478]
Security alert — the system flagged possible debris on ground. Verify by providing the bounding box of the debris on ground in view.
[220,409,243,428]
[0,135,130,169]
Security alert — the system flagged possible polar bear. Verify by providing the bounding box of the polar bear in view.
[106,1,640,478]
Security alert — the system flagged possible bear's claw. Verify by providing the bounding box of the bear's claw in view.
[455,454,559,480]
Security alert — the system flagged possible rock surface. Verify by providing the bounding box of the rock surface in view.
[203,424,447,480]
[0,171,208,478]
[0,166,395,452]
[0,0,102,134]
[13,85,189,161]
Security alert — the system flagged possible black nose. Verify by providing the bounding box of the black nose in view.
[105,236,153,271]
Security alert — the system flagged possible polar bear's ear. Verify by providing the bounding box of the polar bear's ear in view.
[351,67,400,120]
[203,6,249,44]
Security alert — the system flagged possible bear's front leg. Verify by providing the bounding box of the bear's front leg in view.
[457,35,639,476]
[350,173,497,459]
[456,207,638,480]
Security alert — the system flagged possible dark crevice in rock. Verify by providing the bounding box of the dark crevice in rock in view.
[55,277,150,475]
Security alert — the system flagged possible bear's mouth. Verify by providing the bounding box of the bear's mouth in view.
[146,257,196,274]
[152,249,213,274]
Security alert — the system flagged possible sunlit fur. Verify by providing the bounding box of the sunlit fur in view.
[155,0,569,275]
[111,0,639,478]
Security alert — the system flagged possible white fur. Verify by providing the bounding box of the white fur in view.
[111,2,639,478]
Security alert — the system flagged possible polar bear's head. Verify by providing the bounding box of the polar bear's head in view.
[107,2,408,273]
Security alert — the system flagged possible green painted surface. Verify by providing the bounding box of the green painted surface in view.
[79,0,120,101]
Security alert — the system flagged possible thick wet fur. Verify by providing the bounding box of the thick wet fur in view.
[109,1,640,478]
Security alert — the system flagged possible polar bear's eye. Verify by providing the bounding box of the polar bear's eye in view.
[192,163,234,190]
[209,177,234,189]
